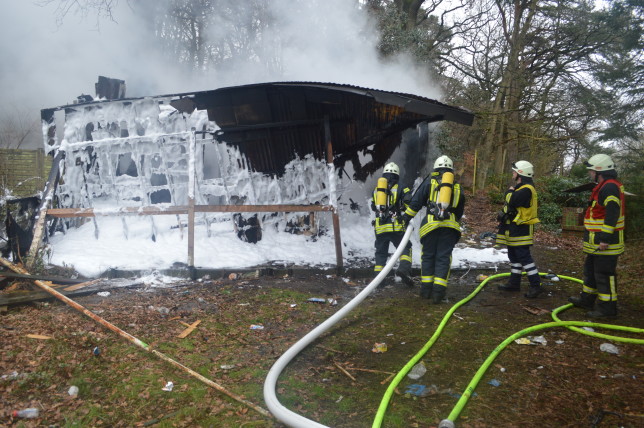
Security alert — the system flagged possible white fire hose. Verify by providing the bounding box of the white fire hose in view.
[263,221,416,427]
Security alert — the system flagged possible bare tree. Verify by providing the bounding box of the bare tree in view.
[0,107,41,150]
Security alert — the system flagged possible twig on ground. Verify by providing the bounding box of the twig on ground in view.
[334,362,357,381]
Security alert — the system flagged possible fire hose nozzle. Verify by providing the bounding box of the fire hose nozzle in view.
[438,419,455,428]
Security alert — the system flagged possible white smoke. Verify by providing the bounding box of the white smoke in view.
[0,0,441,117]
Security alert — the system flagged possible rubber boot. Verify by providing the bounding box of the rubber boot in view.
[498,283,520,291]
[524,284,544,298]
[374,271,388,288]
[420,283,433,299]
[396,270,415,287]
[586,301,617,318]
[432,286,446,304]
[568,292,596,310]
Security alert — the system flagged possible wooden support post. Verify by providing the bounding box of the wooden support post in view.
[324,116,343,272]
[26,150,64,270]
[188,132,196,271]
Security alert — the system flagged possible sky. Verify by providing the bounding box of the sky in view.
[0,0,442,150]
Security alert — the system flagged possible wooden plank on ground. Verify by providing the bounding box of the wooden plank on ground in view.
[177,320,201,338]
[0,271,91,284]
[63,279,103,292]
[26,334,52,340]
[0,279,136,307]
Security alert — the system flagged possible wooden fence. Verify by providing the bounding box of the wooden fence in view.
[0,149,52,197]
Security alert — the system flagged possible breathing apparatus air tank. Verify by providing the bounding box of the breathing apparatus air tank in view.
[375,176,389,216]
[435,171,454,219]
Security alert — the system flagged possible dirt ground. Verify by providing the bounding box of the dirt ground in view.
[1,193,643,427]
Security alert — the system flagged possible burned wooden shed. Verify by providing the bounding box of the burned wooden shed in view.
[28,81,473,273]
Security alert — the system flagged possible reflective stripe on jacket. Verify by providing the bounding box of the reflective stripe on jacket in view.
[405,178,462,238]
[496,184,539,246]
[583,179,625,255]
[512,184,539,225]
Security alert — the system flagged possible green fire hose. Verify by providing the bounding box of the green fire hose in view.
[372,272,644,428]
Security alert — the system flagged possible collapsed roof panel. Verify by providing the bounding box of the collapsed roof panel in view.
[190,82,473,175]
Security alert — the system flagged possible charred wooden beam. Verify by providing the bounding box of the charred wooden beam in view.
[46,204,335,218]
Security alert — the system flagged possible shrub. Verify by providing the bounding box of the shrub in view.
[538,202,563,231]
[536,175,587,207]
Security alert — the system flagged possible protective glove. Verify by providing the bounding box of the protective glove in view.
[400,213,412,227]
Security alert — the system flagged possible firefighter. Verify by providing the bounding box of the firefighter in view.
[568,154,625,318]
[370,162,414,286]
[496,160,543,298]
[400,155,464,303]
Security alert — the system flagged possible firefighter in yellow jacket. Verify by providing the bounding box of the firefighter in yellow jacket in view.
[496,160,543,298]
[568,154,625,318]
[400,156,465,303]
[371,162,413,286]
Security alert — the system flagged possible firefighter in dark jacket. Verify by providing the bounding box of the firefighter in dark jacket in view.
[371,162,413,286]
[568,154,625,318]
[400,155,464,303]
[496,160,543,298]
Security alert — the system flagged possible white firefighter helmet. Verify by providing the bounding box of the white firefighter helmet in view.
[584,154,615,172]
[383,162,400,175]
[512,160,534,177]
[433,155,453,170]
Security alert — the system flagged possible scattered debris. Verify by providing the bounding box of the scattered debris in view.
[514,336,547,346]
[334,363,356,381]
[63,279,103,292]
[1,371,25,381]
[12,408,40,418]
[345,367,394,376]
[25,334,51,340]
[68,385,79,397]
[407,361,427,380]
[599,343,619,354]
[149,306,170,315]
[372,342,387,353]
[220,365,235,370]
[250,324,264,330]
[476,274,489,282]
[590,409,623,427]
[162,381,174,391]
[307,298,326,303]
[487,379,501,387]
[380,373,396,384]
[521,305,550,316]
[177,320,201,338]
[404,384,432,397]
[97,291,111,297]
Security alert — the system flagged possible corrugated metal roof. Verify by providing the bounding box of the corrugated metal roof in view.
[43,81,474,178]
